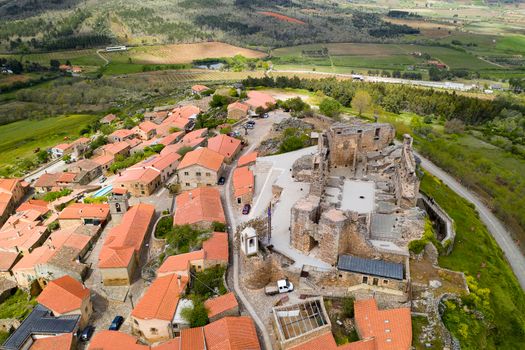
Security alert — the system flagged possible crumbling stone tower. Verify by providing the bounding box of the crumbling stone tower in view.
[326,122,395,170]
[396,134,420,208]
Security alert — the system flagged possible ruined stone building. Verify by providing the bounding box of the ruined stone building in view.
[287,121,424,295]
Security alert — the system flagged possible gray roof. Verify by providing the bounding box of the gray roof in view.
[1,304,79,350]
[337,255,404,280]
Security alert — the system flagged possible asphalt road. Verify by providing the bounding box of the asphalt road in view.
[417,152,525,290]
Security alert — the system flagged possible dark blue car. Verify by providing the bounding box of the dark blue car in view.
[109,316,124,331]
[80,326,95,341]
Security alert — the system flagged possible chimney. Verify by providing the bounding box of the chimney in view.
[177,274,181,288]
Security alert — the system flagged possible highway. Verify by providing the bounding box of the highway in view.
[417,152,525,290]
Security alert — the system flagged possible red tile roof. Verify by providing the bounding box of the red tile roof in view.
[101,114,117,123]
[177,147,224,172]
[138,121,158,133]
[92,155,114,167]
[245,91,276,109]
[157,250,205,276]
[102,141,130,156]
[114,167,160,185]
[160,131,184,146]
[180,327,205,350]
[204,292,238,319]
[58,203,110,221]
[0,251,19,271]
[227,101,250,113]
[354,298,412,350]
[134,152,181,173]
[110,129,136,140]
[132,274,188,321]
[192,85,210,92]
[237,152,258,167]
[232,166,254,198]
[37,275,90,314]
[88,331,150,350]
[30,333,74,350]
[202,232,228,263]
[34,172,61,188]
[53,143,72,151]
[182,128,207,144]
[57,172,78,183]
[0,178,22,193]
[289,331,338,350]
[12,227,91,270]
[98,203,155,269]
[174,187,225,226]
[203,316,260,350]
[207,134,242,159]
[16,200,49,215]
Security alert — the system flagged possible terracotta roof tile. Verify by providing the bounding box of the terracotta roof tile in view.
[98,203,155,269]
[88,331,150,350]
[174,187,225,226]
[232,166,254,198]
[202,232,228,262]
[160,131,184,146]
[157,250,205,276]
[182,128,207,144]
[204,292,238,319]
[16,200,49,215]
[227,101,250,113]
[37,275,90,314]
[0,251,19,271]
[30,333,74,350]
[101,114,117,123]
[354,298,412,350]
[102,142,130,156]
[57,172,78,183]
[58,203,110,221]
[203,316,260,350]
[207,134,242,159]
[114,167,160,185]
[238,152,257,167]
[138,121,158,133]
[180,326,205,350]
[245,91,276,109]
[92,155,115,166]
[110,129,136,139]
[177,147,224,172]
[289,331,338,350]
[131,274,188,321]
[34,173,61,188]
[192,85,210,92]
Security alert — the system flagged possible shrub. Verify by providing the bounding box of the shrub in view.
[211,221,226,232]
[181,299,209,327]
[319,97,342,118]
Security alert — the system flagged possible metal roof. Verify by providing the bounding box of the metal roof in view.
[1,304,79,350]
[337,255,404,280]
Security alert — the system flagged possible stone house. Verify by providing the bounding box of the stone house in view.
[98,203,155,286]
[177,147,224,190]
[191,84,210,95]
[227,101,250,120]
[0,178,27,226]
[232,166,254,208]
[108,129,136,143]
[206,134,242,163]
[204,292,239,322]
[58,203,110,230]
[114,168,161,197]
[173,187,226,229]
[133,121,158,141]
[67,159,102,184]
[36,275,92,328]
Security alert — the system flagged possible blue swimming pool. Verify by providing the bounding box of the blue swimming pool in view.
[92,185,113,198]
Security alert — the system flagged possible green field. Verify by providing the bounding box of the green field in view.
[0,114,98,175]
[273,42,498,70]
[0,49,104,66]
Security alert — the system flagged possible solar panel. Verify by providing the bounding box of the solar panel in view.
[337,255,404,280]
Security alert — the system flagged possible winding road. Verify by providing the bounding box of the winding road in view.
[416,152,525,290]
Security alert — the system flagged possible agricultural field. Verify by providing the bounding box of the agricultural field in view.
[272,42,498,72]
[104,42,267,65]
[0,49,104,66]
[110,69,265,85]
[0,114,99,176]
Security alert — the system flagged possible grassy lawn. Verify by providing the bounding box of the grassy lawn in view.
[421,174,525,349]
[0,114,98,176]
[0,331,9,345]
[0,290,36,320]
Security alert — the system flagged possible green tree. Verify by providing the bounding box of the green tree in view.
[210,94,229,108]
[36,150,49,163]
[181,300,209,327]
[319,97,342,118]
[351,90,372,116]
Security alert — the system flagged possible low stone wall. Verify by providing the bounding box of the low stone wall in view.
[0,318,20,333]
[418,193,456,255]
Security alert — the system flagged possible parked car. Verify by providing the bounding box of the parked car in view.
[218,176,226,185]
[264,279,294,296]
[244,123,254,129]
[80,326,95,341]
[246,120,256,125]
[242,204,251,215]
[262,113,270,118]
[109,316,124,331]
[99,176,107,183]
